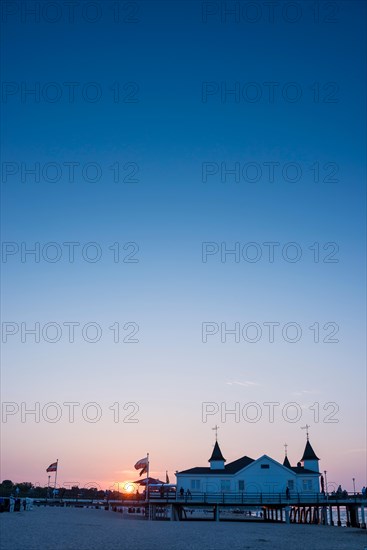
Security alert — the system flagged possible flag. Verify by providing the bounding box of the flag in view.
[134,456,148,477]
[166,471,169,484]
[46,462,57,472]
[139,464,148,476]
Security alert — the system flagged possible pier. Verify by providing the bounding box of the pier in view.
[27,491,366,528]
[106,492,366,527]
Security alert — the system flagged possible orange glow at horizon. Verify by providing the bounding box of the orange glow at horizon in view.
[120,481,137,494]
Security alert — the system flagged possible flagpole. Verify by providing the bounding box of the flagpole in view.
[146,453,150,519]
[54,459,59,495]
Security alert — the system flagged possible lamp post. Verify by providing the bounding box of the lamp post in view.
[323,471,334,526]
[47,475,51,499]
[352,477,356,495]
[324,471,328,498]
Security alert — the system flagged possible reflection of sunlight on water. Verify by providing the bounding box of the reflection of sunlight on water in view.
[329,507,367,527]
[115,505,367,526]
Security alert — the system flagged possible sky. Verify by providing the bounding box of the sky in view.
[1,0,366,493]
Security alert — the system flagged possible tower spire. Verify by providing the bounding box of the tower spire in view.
[300,427,320,473]
[283,443,291,469]
[301,424,310,441]
[208,427,226,469]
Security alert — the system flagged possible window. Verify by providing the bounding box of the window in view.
[220,480,230,492]
[287,480,294,490]
[302,479,313,491]
[238,480,245,491]
[190,480,201,490]
[261,464,270,469]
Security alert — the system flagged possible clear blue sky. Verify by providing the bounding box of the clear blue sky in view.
[1,1,366,491]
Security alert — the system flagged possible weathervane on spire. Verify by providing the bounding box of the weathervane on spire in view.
[212,424,219,442]
[284,442,288,456]
[301,424,310,440]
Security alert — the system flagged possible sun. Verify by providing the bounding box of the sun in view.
[121,481,135,494]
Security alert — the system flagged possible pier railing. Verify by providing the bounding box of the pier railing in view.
[27,492,366,507]
[145,491,366,506]
[172,492,322,505]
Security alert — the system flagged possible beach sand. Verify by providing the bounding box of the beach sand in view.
[0,507,365,550]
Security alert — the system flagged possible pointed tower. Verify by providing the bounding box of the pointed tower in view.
[209,425,226,470]
[208,440,226,470]
[283,443,291,469]
[300,438,320,473]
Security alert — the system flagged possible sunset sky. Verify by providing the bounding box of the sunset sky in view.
[1,1,366,493]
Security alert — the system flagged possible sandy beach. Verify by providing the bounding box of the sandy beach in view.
[0,507,365,550]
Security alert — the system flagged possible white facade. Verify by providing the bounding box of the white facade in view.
[176,442,321,496]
